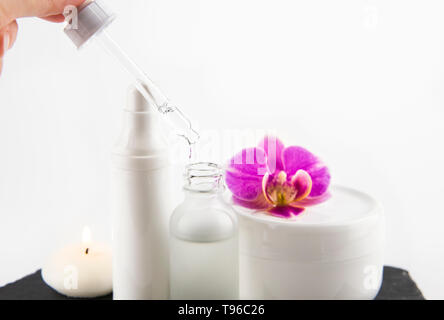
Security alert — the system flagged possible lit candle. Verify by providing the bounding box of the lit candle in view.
[42,227,112,298]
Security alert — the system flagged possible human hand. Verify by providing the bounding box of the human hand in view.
[0,0,86,74]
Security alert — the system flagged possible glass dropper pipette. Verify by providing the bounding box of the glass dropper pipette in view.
[95,30,200,145]
[63,0,200,145]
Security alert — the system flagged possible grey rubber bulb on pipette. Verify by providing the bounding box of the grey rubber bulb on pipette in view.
[64,0,115,49]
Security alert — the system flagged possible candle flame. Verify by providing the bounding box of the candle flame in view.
[82,226,92,244]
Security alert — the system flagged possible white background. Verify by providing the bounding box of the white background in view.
[0,0,443,299]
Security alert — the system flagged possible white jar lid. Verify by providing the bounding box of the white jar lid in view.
[233,185,382,227]
[233,186,385,262]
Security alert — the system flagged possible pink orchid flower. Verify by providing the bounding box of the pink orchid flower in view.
[225,136,331,218]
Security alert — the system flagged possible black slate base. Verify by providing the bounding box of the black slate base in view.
[374,266,425,300]
[0,266,424,300]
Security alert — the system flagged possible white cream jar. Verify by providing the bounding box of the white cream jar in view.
[233,186,385,300]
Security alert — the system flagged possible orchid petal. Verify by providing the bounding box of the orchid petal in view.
[232,195,272,210]
[291,170,312,201]
[225,147,268,201]
[306,165,331,197]
[283,146,331,197]
[225,172,263,201]
[295,191,331,207]
[258,136,285,173]
[262,172,274,205]
[228,147,268,176]
[268,206,305,218]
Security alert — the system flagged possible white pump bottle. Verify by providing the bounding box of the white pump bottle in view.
[112,85,173,300]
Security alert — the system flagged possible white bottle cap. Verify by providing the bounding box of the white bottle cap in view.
[112,85,169,171]
[126,84,154,113]
[64,0,116,49]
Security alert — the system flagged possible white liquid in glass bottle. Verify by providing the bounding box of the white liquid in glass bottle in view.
[170,163,239,300]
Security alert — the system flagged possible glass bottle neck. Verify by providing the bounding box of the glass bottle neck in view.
[184,162,224,194]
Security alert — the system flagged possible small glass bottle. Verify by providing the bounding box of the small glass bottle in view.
[170,163,239,300]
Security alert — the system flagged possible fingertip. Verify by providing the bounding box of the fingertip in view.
[6,0,88,21]
[8,20,18,49]
[68,0,89,8]
[42,0,87,23]
[3,33,9,53]
[0,31,9,58]
[42,14,66,23]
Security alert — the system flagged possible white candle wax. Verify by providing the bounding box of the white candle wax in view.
[42,229,112,298]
